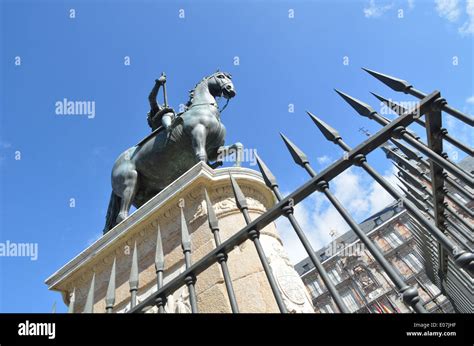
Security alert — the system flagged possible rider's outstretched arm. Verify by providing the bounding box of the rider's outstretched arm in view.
[148,80,161,115]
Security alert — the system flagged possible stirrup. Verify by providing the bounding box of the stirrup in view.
[164,125,174,145]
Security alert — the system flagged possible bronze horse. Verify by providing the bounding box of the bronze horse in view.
[103,72,238,233]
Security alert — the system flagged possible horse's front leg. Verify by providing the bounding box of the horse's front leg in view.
[191,124,208,162]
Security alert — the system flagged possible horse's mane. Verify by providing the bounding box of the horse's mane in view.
[185,72,232,110]
[185,76,208,109]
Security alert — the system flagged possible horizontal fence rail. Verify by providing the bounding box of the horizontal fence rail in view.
[69,68,473,314]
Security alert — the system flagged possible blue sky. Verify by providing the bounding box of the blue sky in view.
[0,0,472,312]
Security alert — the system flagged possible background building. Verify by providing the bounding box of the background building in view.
[385,149,473,313]
[295,203,455,313]
[296,151,473,314]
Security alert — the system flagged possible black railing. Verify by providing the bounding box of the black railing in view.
[69,68,473,314]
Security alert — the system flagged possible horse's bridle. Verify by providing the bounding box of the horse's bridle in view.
[212,73,233,93]
[188,74,232,113]
[212,74,233,112]
[188,99,230,114]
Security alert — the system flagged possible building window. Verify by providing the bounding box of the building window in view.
[385,231,403,248]
[404,253,423,272]
[328,268,342,284]
[320,303,334,313]
[309,278,323,297]
[342,291,359,312]
[354,265,377,294]
[376,236,391,252]
[302,263,310,273]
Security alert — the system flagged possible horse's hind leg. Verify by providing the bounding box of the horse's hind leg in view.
[116,168,138,224]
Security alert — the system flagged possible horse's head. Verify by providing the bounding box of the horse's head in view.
[207,71,236,99]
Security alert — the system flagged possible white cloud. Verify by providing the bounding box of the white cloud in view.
[435,0,461,21]
[277,166,400,265]
[466,95,474,104]
[0,140,12,149]
[316,155,331,165]
[332,169,370,217]
[276,201,317,265]
[364,0,394,18]
[434,0,474,35]
[367,165,401,214]
[459,0,474,34]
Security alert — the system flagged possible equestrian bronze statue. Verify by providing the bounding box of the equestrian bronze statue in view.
[103,71,239,234]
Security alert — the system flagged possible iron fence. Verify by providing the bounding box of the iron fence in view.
[69,68,473,314]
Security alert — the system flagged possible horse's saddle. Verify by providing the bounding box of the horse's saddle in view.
[138,112,183,147]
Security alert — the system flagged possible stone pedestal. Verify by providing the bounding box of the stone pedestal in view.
[45,162,313,313]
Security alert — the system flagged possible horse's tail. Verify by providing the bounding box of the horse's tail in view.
[103,192,121,234]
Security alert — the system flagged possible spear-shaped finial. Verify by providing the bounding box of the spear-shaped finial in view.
[154,225,164,272]
[391,139,421,161]
[397,176,427,203]
[370,92,423,138]
[362,68,412,93]
[255,153,278,189]
[179,201,191,252]
[105,257,116,312]
[280,133,310,167]
[307,112,353,153]
[280,133,318,177]
[154,223,166,313]
[393,160,412,175]
[383,145,424,175]
[407,163,426,179]
[306,111,341,143]
[403,187,429,212]
[380,143,395,158]
[334,89,377,118]
[394,163,425,190]
[395,174,418,194]
[204,188,219,231]
[229,173,248,210]
[129,241,139,309]
[392,159,424,180]
[83,273,96,313]
[129,242,139,291]
[397,184,411,199]
[370,92,409,115]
